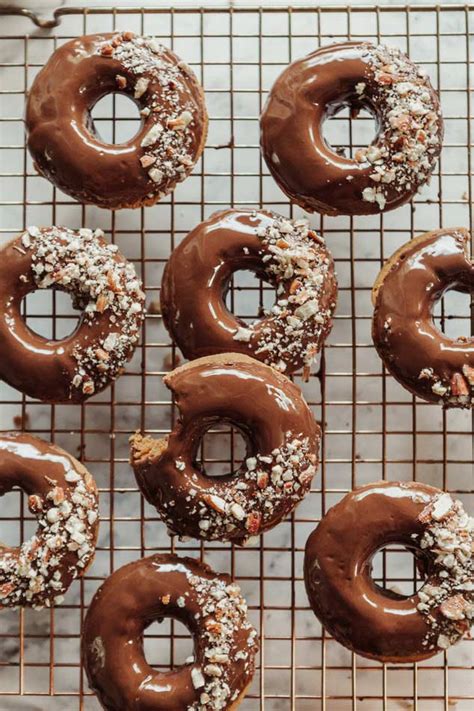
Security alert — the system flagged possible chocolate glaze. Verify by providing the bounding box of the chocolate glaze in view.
[304,481,473,663]
[26,32,207,210]
[260,42,442,216]
[82,554,258,710]
[0,227,144,404]
[131,353,320,545]
[0,433,99,608]
[372,228,474,408]
[161,209,337,377]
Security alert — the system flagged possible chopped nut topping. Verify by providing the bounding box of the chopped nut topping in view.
[100,44,114,56]
[134,76,150,98]
[184,572,257,709]
[354,44,441,210]
[162,434,315,546]
[414,493,473,651]
[432,381,448,397]
[232,326,252,343]
[140,154,155,168]
[191,667,205,690]
[450,372,469,397]
[148,167,164,184]
[462,364,474,387]
[115,74,127,89]
[97,33,198,196]
[231,214,335,378]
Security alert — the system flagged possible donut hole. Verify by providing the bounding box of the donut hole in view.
[90,93,143,145]
[370,544,425,598]
[22,289,80,340]
[323,103,378,160]
[224,269,277,324]
[433,288,472,339]
[0,490,22,547]
[143,619,194,671]
[197,423,248,478]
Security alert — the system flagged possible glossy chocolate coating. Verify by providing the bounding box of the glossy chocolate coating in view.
[161,209,270,363]
[372,228,474,407]
[260,42,442,216]
[0,433,99,607]
[0,228,144,404]
[131,353,320,544]
[82,554,258,710]
[26,33,207,209]
[304,482,451,663]
[161,209,337,376]
[0,235,89,401]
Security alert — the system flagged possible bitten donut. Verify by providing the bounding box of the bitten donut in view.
[0,226,145,403]
[0,433,99,609]
[261,42,442,215]
[161,209,337,379]
[304,482,473,663]
[372,228,474,408]
[26,31,207,209]
[83,554,258,710]
[130,353,320,545]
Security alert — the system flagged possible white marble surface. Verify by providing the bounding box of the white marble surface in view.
[0,3,472,710]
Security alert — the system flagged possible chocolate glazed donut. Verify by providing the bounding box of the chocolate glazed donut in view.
[261,42,442,215]
[0,226,145,403]
[130,354,320,545]
[304,482,473,663]
[372,228,474,408]
[26,31,207,209]
[161,209,337,378]
[0,433,99,608]
[83,554,258,711]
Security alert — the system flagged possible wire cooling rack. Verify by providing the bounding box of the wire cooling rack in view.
[0,3,472,710]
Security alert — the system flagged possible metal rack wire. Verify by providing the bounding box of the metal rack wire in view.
[0,4,472,710]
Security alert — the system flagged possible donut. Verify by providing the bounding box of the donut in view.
[0,433,99,609]
[83,554,258,710]
[26,31,207,209]
[0,226,145,403]
[130,353,320,545]
[304,482,473,663]
[260,42,442,216]
[372,228,474,408]
[161,209,337,379]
